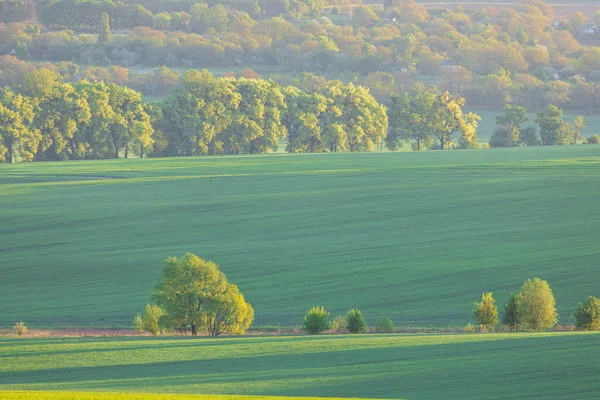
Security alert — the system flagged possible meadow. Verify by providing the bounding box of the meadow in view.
[1,146,600,329]
[1,333,600,399]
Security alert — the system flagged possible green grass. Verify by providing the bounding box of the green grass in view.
[1,146,600,328]
[0,333,599,399]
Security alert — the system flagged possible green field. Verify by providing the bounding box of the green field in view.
[1,146,600,328]
[1,333,599,399]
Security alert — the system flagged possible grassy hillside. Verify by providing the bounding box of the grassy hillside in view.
[1,333,599,399]
[1,146,600,328]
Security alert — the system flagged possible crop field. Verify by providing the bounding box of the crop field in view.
[1,333,600,399]
[1,146,600,328]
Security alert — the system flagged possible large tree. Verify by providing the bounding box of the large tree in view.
[162,70,240,155]
[489,104,537,148]
[152,253,253,336]
[536,104,572,146]
[319,81,388,152]
[517,277,558,331]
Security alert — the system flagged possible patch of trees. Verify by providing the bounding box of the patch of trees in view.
[489,104,587,147]
[385,90,479,151]
[472,278,600,332]
[0,68,154,162]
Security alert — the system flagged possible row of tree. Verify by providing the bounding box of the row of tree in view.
[4,67,600,163]
[473,278,600,332]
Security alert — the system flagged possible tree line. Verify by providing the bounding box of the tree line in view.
[0,68,386,162]
[3,67,600,163]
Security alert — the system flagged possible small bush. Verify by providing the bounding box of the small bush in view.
[142,304,165,335]
[346,308,367,333]
[572,296,600,331]
[302,306,330,334]
[375,317,395,333]
[133,314,144,333]
[464,323,476,333]
[14,321,29,336]
[584,134,600,144]
[331,5,340,14]
[330,315,346,332]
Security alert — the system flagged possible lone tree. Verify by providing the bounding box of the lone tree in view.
[572,296,600,331]
[346,308,367,333]
[517,278,558,330]
[472,292,498,332]
[98,12,111,43]
[151,253,254,336]
[502,293,520,331]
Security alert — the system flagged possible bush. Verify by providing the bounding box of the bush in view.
[133,314,144,333]
[331,6,340,15]
[13,321,29,336]
[302,306,330,334]
[517,278,558,330]
[463,323,476,333]
[330,315,346,332]
[375,317,395,333]
[142,304,165,335]
[585,134,600,144]
[346,308,367,333]
[472,292,498,332]
[572,296,600,331]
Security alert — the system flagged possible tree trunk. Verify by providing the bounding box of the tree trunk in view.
[440,136,444,150]
[6,141,13,163]
[416,139,421,151]
[191,323,197,336]
[112,136,119,159]
[125,144,129,159]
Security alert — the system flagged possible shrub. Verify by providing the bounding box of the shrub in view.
[142,304,165,335]
[472,292,498,332]
[375,317,395,333]
[302,306,330,334]
[584,134,600,144]
[331,6,340,14]
[502,293,520,331]
[517,278,558,330]
[330,315,346,332]
[133,314,144,333]
[464,323,476,333]
[13,321,29,336]
[346,308,367,333]
[572,296,600,331]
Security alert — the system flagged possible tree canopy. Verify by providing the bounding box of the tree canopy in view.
[151,253,254,336]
